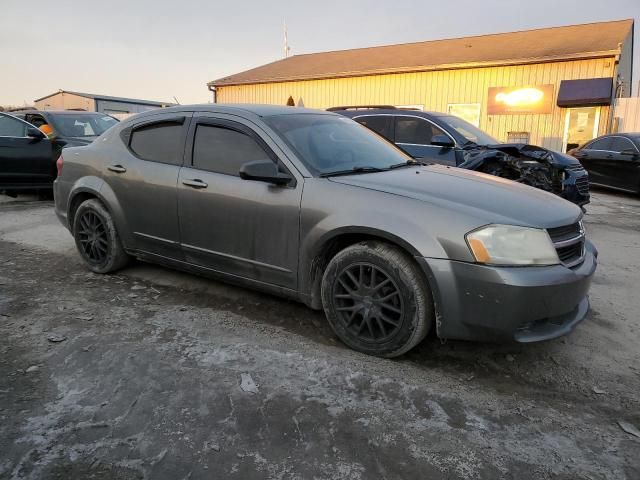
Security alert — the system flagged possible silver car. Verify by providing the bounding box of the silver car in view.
[54,105,597,357]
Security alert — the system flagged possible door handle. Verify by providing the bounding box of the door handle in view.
[182,179,208,189]
[108,165,127,173]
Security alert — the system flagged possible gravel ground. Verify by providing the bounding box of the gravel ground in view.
[0,190,639,480]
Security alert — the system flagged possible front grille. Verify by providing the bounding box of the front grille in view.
[547,222,585,268]
[575,175,590,195]
[556,243,583,264]
[548,223,581,243]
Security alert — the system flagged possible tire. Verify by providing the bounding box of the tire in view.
[72,198,130,274]
[321,241,433,357]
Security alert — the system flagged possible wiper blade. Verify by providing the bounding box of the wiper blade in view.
[462,140,479,149]
[388,160,429,169]
[319,166,387,178]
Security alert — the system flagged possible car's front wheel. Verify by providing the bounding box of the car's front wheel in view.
[321,241,433,357]
[73,198,130,274]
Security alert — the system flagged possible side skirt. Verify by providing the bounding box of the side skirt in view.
[130,249,307,305]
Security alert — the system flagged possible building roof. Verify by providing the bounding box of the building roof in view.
[34,90,174,107]
[211,19,634,87]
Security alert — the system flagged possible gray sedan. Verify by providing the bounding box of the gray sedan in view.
[53,105,597,357]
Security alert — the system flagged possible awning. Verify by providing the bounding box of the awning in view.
[557,78,613,107]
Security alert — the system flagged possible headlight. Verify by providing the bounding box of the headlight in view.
[466,225,559,266]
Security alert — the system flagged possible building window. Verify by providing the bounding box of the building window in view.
[447,103,481,127]
[507,131,530,144]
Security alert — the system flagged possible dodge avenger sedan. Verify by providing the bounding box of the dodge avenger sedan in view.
[54,105,597,357]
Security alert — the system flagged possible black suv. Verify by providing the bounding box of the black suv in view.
[10,110,119,164]
[332,106,590,206]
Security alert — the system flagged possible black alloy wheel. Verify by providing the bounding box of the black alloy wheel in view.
[76,210,109,264]
[333,262,404,342]
[72,198,130,274]
[321,241,433,357]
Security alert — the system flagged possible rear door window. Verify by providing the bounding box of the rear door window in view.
[129,120,185,165]
[394,117,448,145]
[192,124,272,176]
[0,114,28,137]
[585,138,612,151]
[355,116,393,141]
[609,137,637,153]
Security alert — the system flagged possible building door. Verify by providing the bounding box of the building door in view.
[562,107,600,152]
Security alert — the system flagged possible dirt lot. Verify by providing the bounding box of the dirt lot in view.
[0,190,639,480]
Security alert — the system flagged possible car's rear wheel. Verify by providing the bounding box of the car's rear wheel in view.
[321,241,433,357]
[73,198,129,274]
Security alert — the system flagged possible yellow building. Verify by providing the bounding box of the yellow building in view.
[209,19,634,152]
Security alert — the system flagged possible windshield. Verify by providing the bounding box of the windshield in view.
[50,113,119,137]
[263,113,411,176]
[438,115,498,146]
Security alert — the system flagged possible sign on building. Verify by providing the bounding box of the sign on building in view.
[487,85,554,114]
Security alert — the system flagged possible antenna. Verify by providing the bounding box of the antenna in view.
[284,20,291,58]
[173,96,180,105]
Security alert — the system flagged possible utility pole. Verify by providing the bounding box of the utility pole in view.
[284,20,291,58]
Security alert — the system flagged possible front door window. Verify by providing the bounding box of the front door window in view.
[563,107,600,152]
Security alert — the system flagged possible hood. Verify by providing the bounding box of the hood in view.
[329,165,582,228]
[484,143,581,167]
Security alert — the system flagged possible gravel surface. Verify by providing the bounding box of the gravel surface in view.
[0,190,639,479]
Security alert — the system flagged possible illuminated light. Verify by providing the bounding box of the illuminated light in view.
[468,238,491,263]
[495,88,545,107]
[39,124,54,137]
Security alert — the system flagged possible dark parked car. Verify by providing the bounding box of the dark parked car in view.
[0,112,53,192]
[10,109,119,164]
[54,105,596,357]
[332,106,590,207]
[569,133,640,194]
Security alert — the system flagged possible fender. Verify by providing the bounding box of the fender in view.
[298,208,451,306]
[66,176,136,250]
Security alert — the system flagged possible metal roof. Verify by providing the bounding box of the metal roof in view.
[210,19,634,87]
[34,89,174,106]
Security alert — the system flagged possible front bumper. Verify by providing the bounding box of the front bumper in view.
[558,169,590,206]
[417,241,597,343]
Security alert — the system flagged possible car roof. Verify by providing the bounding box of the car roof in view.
[335,108,448,118]
[591,132,640,141]
[146,104,335,117]
[14,110,108,116]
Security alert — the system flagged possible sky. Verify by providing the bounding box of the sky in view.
[1,0,638,106]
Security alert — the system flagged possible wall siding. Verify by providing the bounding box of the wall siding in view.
[217,58,616,151]
[614,97,640,132]
[35,93,95,111]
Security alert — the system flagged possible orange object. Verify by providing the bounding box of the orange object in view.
[39,124,54,137]
[468,238,491,263]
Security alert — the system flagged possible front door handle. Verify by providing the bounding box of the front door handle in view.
[182,179,208,189]
[108,165,127,173]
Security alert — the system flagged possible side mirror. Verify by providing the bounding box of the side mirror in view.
[431,134,455,148]
[239,159,292,186]
[26,127,46,142]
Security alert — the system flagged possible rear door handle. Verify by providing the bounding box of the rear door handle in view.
[108,165,127,173]
[182,179,208,189]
